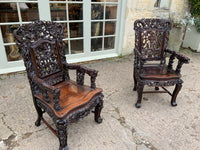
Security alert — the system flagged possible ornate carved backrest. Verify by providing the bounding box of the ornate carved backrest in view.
[134,18,171,61]
[14,21,69,87]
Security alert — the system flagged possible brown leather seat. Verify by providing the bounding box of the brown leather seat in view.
[35,80,102,118]
[140,64,180,80]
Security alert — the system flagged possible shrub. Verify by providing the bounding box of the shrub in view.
[189,0,200,32]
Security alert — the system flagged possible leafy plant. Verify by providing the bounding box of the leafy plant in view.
[189,0,200,32]
[189,0,200,17]
[194,17,200,32]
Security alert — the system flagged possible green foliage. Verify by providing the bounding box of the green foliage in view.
[194,17,200,32]
[189,0,200,16]
[118,54,123,58]
[189,0,200,32]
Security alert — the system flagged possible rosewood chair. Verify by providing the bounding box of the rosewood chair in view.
[14,20,104,150]
[133,18,190,108]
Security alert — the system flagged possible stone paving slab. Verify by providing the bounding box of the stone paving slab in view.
[0,52,200,150]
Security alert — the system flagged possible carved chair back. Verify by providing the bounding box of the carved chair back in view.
[14,21,69,87]
[134,18,171,63]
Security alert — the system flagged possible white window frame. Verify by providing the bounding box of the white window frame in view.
[0,0,127,74]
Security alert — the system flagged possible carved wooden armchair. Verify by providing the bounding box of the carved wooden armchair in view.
[14,20,103,150]
[133,18,190,108]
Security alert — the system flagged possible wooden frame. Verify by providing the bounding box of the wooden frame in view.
[14,20,104,150]
[133,18,190,108]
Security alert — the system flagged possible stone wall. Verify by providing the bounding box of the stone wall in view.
[122,0,189,55]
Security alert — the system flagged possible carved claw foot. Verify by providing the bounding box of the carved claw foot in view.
[135,102,141,108]
[59,145,68,150]
[95,117,103,124]
[35,118,41,127]
[171,101,177,107]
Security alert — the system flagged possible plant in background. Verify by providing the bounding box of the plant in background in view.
[189,0,200,32]
[170,12,195,47]
[194,17,200,32]
[170,12,194,29]
[189,0,200,17]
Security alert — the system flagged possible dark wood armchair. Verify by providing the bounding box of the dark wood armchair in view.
[14,20,104,150]
[133,18,190,108]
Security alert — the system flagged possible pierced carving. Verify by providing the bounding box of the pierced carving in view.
[134,18,171,61]
[133,18,189,108]
[14,20,104,150]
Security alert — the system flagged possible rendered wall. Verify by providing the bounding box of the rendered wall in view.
[122,0,189,55]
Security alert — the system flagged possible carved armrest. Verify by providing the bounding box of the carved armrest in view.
[134,48,145,72]
[165,49,190,74]
[32,76,61,111]
[64,64,98,89]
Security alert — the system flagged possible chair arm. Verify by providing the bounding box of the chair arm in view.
[165,49,190,74]
[134,48,142,59]
[32,76,61,111]
[134,48,145,72]
[65,64,98,89]
[165,49,190,63]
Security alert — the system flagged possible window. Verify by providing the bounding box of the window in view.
[154,0,170,9]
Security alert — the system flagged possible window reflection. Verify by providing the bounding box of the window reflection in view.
[104,37,115,50]
[68,4,83,20]
[50,3,66,21]
[0,3,19,23]
[71,40,83,54]
[105,21,116,35]
[91,22,103,36]
[5,44,22,61]
[63,40,69,55]
[106,5,117,19]
[21,3,39,22]
[69,22,83,38]
[106,0,118,2]
[91,38,102,51]
[91,4,104,20]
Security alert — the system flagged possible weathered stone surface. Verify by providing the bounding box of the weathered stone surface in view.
[0,52,199,150]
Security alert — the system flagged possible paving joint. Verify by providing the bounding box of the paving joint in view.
[110,106,157,150]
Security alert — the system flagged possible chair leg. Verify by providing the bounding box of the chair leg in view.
[56,120,68,150]
[133,70,137,91]
[135,83,144,108]
[94,97,103,124]
[171,83,182,106]
[33,98,43,127]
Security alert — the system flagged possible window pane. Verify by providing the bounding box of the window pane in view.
[91,22,103,36]
[104,37,115,50]
[50,3,66,21]
[91,38,102,51]
[71,40,83,54]
[106,0,118,2]
[63,40,69,55]
[69,22,83,38]
[91,0,103,2]
[5,44,22,62]
[1,25,20,43]
[21,3,39,22]
[69,4,83,20]
[106,5,117,19]
[91,4,104,20]
[105,21,116,35]
[68,0,83,1]
[61,23,68,39]
[0,3,19,23]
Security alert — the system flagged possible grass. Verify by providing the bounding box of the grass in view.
[118,54,124,58]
